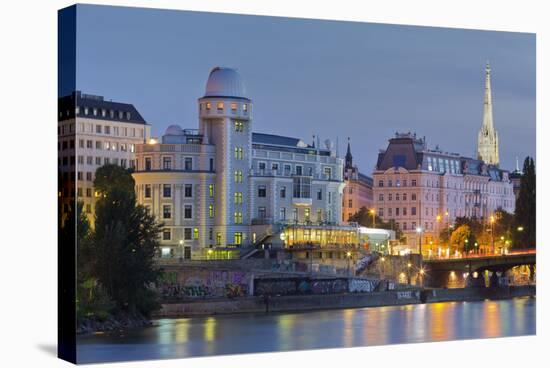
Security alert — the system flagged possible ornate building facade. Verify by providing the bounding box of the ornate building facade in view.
[132,67,347,260]
[372,132,514,252]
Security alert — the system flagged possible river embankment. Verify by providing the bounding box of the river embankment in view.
[153,285,535,318]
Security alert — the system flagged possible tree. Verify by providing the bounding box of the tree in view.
[514,157,536,249]
[89,164,163,316]
[450,225,477,253]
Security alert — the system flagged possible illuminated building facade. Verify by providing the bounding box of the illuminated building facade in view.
[133,67,346,259]
[342,138,373,221]
[58,91,151,224]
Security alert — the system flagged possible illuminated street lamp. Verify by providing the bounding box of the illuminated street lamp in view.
[179,239,184,259]
[369,208,376,228]
[346,251,352,276]
[490,215,496,254]
[517,226,524,232]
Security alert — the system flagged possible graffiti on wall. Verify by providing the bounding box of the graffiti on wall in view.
[348,278,379,293]
[158,269,250,299]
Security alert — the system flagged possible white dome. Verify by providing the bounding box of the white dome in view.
[165,124,183,136]
[204,67,247,98]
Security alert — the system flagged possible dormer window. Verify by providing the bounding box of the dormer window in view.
[126,112,131,120]
[84,107,89,115]
[118,111,123,119]
[109,110,114,118]
[243,103,248,112]
[93,108,98,116]
[230,103,237,112]
[206,102,211,110]
[217,102,224,111]
[101,109,106,117]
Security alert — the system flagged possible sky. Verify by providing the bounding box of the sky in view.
[68,4,536,173]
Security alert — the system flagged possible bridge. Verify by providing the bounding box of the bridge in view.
[423,250,536,287]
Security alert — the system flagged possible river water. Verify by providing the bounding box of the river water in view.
[76,297,535,364]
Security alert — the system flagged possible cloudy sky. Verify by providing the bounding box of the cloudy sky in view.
[67,4,536,172]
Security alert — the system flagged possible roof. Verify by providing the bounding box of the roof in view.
[58,91,147,124]
[252,132,331,156]
[204,67,247,99]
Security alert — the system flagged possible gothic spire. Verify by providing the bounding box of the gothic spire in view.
[477,61,500,166]
[345,137,353,169]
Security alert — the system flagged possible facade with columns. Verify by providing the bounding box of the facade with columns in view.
[132,67,345,259]
[342,139,373,221]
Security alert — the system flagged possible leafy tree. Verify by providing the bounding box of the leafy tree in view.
[514,157,536,249]
[89,164,163,316]
[450,224,477,253]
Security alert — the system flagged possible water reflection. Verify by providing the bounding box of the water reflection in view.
[77,297,536,364]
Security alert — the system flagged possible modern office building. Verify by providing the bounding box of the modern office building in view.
[372,132,515,252]
[58,91,151,224]
[132,67,348,260]
[342,138,373,221]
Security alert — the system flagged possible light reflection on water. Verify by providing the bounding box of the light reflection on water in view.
[77,297,535,364]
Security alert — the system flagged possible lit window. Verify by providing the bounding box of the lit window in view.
[231,103,237,111]
[206,102,211,110]
[216,232,222,245]
[234,121,244,132]
[193,228,199,239]
[208,184,214,197]
[234,212,243,224]
[234,147,244,159]
[163,205,171,219]
[243,104,248,112]
[234,232,242,245]
[234,192,243,204]
[217,102,224,111]
[209,204,214,218]
[234,170,243,183]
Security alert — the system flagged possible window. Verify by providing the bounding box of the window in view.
[258,207,266,219]
[86,172,92,181]
[324,167,332,179]
[103,157,110,165]
[206,102,211,111]
[284,165,291,176]
[234,192,243,204]
[271,163,279,173]
[295,165,303,175]
[85,204,91,213]
[208,184,214,197]
[396,193,400,201]
[412,179,417,187]
[86,188,92,197]
[234,121,244,132]
[388,179,393,187]
[216,102,224,111]
[317,189,322,200]
[231,103,238,112]
[95,141,101,150]
[163,184,171,198]
[388,208,393,216]
[185,184,193,197]
[279,207,286,220]
[78,155,84,164]
[209,204,214,218]
[243,103,248,112]
[258,185,266,197]
[77,188,82,197]
[163,157,172,170]
[163,229,171,240]
[396,207,400,216]
[378,180,384,187]
[87,156,93,165]
[184,157,193,171]
[403,222,408,230]
[403,207,407,216]
[396,179,401,187]
[305,208,311,221]
[317,209,323,222]
[403,193,407,201]
[234,211,243,224]
[280,186,286,198]
[209,228,213,241]
[145,157,152,171]
[403,180,408,187]
[87,140,93,149]
[234,170,243,183]
[184,228,192,240]
[163,205,171,219]
[93,108,98,116]
[411,207,417,215]
[258,162,266,174]
[216,232,222,245]
[95,125,102,133]
[412,193,417,201]
[144,184,151,198]
[388,193,393,201]
[234,232,242,245]
[193,228,199,240]
[293,208,298,221]
[104,126,111,134]
[292,176,311,198]
[234,147,244,159]
[348,199,353,208]
[378,194,384,201]
[378,208,384,217]
[209,158,214,171]
[79,139,84,148]
[184,205,192,219]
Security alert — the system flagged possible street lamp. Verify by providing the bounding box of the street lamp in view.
[369,208,376,228]
[490,215,496,254]
[346,251,352,276]
[416,227,423,256]
[179,239,184,259]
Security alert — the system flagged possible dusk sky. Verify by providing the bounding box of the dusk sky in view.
[69,4,536,172]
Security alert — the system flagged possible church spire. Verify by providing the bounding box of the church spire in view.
[477,61,500,166]
[345,137,353,169]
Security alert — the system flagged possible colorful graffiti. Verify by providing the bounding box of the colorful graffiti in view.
[157,269,250,299]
